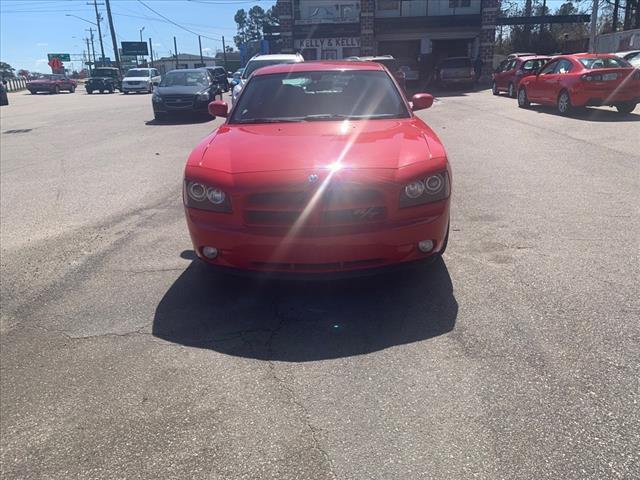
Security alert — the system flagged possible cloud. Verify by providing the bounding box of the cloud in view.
[36,42,48,47]
[35,59,48,64]
[202,47,212,53]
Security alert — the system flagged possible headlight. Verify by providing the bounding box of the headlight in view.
[198,92,209,101]
[184,180,231,213]
[404,181,425,199]
[400,172,449,208]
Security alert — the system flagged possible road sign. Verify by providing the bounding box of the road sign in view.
[48,57,63,70]
[47,53,71,62]
[121,42,148,56]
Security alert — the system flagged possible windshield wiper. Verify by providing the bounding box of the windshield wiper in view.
[302,114,349,121]
[235,117,302,124]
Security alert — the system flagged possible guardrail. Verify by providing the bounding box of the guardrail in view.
[4,77,28,92]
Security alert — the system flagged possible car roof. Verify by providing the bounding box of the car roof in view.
[252,61,385,76]
[571,53,618,58]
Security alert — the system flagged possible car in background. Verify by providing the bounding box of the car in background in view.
[184,61,450,274]
[517,53,640,114]
[230,69,243,89]
[435,57,475,88]
[0,81,8,106]
[27,74,76,94]
[346,55,407,91]
[152,68,219,120]
[86,67,122,94]
[122,68,161,94]
[613,50,640,68]
[492,55,551,97]
[203,66,230,93]
[507,52,537,59]
[232,53,304,104]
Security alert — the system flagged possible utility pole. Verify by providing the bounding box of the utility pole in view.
[612,0,620,32]
[85,37,92,72]
[104,0,121,71]
[589,0,599,53]
[541,0,547,32]
[636,0,640,29]
[86,28,97,64]
[149,38,154,67]
[139,27,145,66]
[222,36,228,71]
[174,36,179,69]
[199,36,204,66]
[89,0,106,62]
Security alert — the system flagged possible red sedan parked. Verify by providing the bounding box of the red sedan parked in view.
[492,55,551,98]
[183,62,451,274]
[26,74,77,94]
[517,54,640,114]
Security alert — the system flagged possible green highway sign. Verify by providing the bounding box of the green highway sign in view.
[47,53,71,62]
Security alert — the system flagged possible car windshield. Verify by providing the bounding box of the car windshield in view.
[125,69,150,78]
[230,70,409,124]
[579,57,630,69]
[160,71,209,87]
[93,69,117,77]
[243,60,297,79]
[441,58,471,68]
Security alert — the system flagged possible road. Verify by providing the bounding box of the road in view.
[1,89,638,479]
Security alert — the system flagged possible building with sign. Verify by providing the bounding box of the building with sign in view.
[153,54,217,75]
[276,0,498,79]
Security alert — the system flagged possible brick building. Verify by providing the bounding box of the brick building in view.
[276,0,498,79]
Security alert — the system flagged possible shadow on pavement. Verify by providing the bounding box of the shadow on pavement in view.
[153,256,458,362]
[527,105,640,122]
[145,115,213,126]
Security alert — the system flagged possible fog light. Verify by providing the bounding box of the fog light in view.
[418,240,434,253]
[202,246,218,259]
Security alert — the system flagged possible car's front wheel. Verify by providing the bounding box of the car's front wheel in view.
[517,87,530,108]
[491,81,499,95]
[557,90,572,115]
[615,102,636,114]
[87,89,93,94]
[124,91,129,95]
[52,85,60,94]
[508,82,516,98]
[107,86,114,94]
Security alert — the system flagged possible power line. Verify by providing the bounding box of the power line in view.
[136,0,221,40]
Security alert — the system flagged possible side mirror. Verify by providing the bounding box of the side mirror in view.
[411,93,434,111]
[209,100,228,118]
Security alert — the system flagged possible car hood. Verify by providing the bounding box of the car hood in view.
[193,119,444,174]
[156,85,203,95]
[123,76,150,82]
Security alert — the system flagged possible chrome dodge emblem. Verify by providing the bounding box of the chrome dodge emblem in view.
[308,174,319,184]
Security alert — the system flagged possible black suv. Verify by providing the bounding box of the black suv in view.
[86,67,122,94]
[203,66,230,93]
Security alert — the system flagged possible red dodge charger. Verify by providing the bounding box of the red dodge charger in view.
[517,53,640,115]
[183,61,451,274]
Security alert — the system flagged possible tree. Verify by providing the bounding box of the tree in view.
[234,9,248,48]
[234,4,280,47]
[0,61,16,79]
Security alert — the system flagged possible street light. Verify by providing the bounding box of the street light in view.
[65,14,97,26]
[139,27,145,66]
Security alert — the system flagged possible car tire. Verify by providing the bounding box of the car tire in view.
[52,85,60,94]
[557,90,572,115]
[517,87,530,108]
[29,90,35,94]
[69,86,75,93]
[107,86,114,94]
[124,91,129,95]
[100,90,105,94]
[508,82,516,98]
[491,81,499,95]
[87,90,93,94]
[615,102,636,114]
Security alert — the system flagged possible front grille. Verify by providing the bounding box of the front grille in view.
[243,186,386,227]
[125,81,141,85]
[162,94,195,108]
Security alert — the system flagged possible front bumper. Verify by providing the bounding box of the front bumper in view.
[185,206,450,274]
[153,99,209,113]
[122,83,151,92]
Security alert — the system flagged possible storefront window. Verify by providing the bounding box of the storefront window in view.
[297,1,360,24]
[302,48,318,60]
[342,47,361,58]
[321,50,338,60]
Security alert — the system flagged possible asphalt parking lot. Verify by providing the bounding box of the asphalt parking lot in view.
[1,88,638,479]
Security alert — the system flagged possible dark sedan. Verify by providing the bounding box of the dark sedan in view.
[152,69,219,120]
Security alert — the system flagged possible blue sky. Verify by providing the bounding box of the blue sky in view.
[0,0,276,72]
